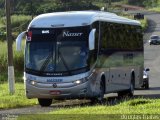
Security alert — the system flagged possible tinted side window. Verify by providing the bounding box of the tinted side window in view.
[100,22,143,51]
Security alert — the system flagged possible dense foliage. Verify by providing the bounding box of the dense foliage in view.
[0,0,159,17]
[0,0,99,16]
[128,0,160,7]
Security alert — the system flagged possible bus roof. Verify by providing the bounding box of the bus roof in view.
[28,11,141,28]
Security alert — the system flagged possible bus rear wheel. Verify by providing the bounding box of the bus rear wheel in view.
[144,81,149,89]
[38,98,52,107]
[118,76,134,98]
[126,80,134,97]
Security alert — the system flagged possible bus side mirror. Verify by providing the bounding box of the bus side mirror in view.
[16,31,26,51]
[89,29,96,50]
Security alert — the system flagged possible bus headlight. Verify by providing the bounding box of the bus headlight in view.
[73,78,88,85]
[74,80,81,84]
[28,80,37,86]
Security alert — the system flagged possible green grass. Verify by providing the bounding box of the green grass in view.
[18,114,118,120]
[0,83,37,109]
[139,17,148,31]
[119,12,148,31]
[0,17,4,28]
[0,15,31,41]
[0,41,7,71]
[0,41,25,83]
[17,98,160,120]
[50,98,160,114]
[149,7,160,12]
[144,0,160,12]
[93,1,107,8]
[0,71,24,83]
[0,15,32,32]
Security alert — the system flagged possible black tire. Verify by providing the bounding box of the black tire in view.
[126,80,134,97]
[144,80,149,89]
[38,98,52,107]
[117,91,125,98]
[90,79,105,104]
[98,79,105,101]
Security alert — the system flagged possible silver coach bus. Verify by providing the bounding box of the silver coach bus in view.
[16,11,144,106]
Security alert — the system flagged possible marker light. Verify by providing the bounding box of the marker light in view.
[27,31,32,41]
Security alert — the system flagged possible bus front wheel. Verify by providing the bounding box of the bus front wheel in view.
[90,79,105,104]
[38,98,52,107]
[98,79,105,101]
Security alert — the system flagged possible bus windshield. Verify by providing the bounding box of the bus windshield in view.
[25,27,90,76]
[56,41,88,71]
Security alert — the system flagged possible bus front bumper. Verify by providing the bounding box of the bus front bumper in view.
[25,80,94,99]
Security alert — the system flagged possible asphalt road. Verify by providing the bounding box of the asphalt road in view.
[1,10,160,115]
[134,11,160,97]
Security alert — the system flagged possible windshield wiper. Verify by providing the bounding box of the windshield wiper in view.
[40,53,52,72]
[58,50,72,75]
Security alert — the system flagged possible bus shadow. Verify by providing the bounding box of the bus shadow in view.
[50,96,131,108]
[147,87,160,90]
[145,19,157,33]
[136,87,160,90]
[50,87,160,108]
[144,19,157,42]
[134,94,160,99]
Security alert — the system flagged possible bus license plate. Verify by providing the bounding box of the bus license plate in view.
[50,90,61,95]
